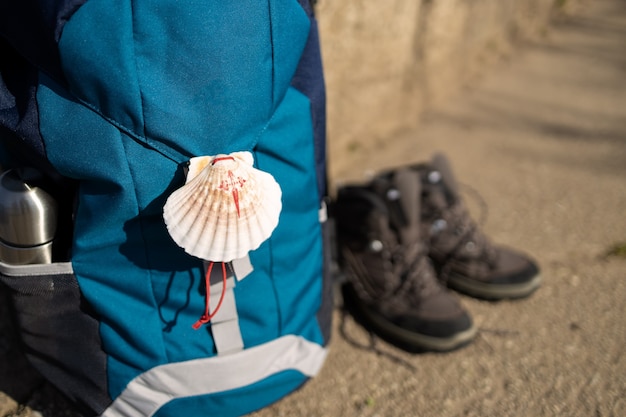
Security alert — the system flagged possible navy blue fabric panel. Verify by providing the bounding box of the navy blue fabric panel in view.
[289,2,332,345]
[297,0,314,14]
[290,10,327,200]
[0,39,48,166]
[0,0,86,84]
[291,1,332,345]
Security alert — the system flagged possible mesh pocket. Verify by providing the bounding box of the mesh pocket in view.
[0,262,111,415]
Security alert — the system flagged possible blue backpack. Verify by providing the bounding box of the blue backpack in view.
[0,1,332,416]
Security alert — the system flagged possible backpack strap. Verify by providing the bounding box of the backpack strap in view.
[202,255,254,355]
[205,262,243,354]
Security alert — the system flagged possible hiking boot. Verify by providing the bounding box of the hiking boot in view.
[412,153,541,300]
[333,168,476,352]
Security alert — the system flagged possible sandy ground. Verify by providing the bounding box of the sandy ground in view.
[2,0,626,415]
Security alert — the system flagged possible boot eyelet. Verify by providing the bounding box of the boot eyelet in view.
[369,240,384,252]
[431,219,447,233]
[386,188,400,201]
[428,171,442,184]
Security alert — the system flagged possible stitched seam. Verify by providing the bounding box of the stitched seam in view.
[126,0,171,363]
[71,94,189,164]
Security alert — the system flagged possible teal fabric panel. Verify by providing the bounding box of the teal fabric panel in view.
[254,86,324,345]
[153,370,307,417]
[57,0,144,146]
[58,0,310,160]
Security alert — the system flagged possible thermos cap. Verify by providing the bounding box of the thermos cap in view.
[0,168,58,246]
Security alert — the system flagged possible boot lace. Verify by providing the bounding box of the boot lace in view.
[393,241,442,302]
[429,185,498,282]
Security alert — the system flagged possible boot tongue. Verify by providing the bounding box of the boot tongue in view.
[372,168,421,245]
[428,153,460,205]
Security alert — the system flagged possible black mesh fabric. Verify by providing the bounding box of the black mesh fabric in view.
[1,271,111,415]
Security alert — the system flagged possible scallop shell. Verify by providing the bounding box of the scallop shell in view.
[163,151,282,262]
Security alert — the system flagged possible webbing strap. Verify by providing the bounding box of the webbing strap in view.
[205,262,242,354]
[231,255,253,281]
[208,277,244,354]
[204,254,253,354]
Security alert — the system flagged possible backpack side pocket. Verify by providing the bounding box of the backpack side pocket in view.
[0,261,111,416]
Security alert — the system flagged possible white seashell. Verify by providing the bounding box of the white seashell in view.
[163,151,282,262]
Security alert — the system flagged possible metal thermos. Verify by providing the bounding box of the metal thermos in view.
[0,168,58,264]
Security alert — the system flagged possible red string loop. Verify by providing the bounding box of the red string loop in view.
[192,261,228,330]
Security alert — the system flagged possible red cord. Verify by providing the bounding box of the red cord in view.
[211,156,235,165]
[192,261,228,329]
